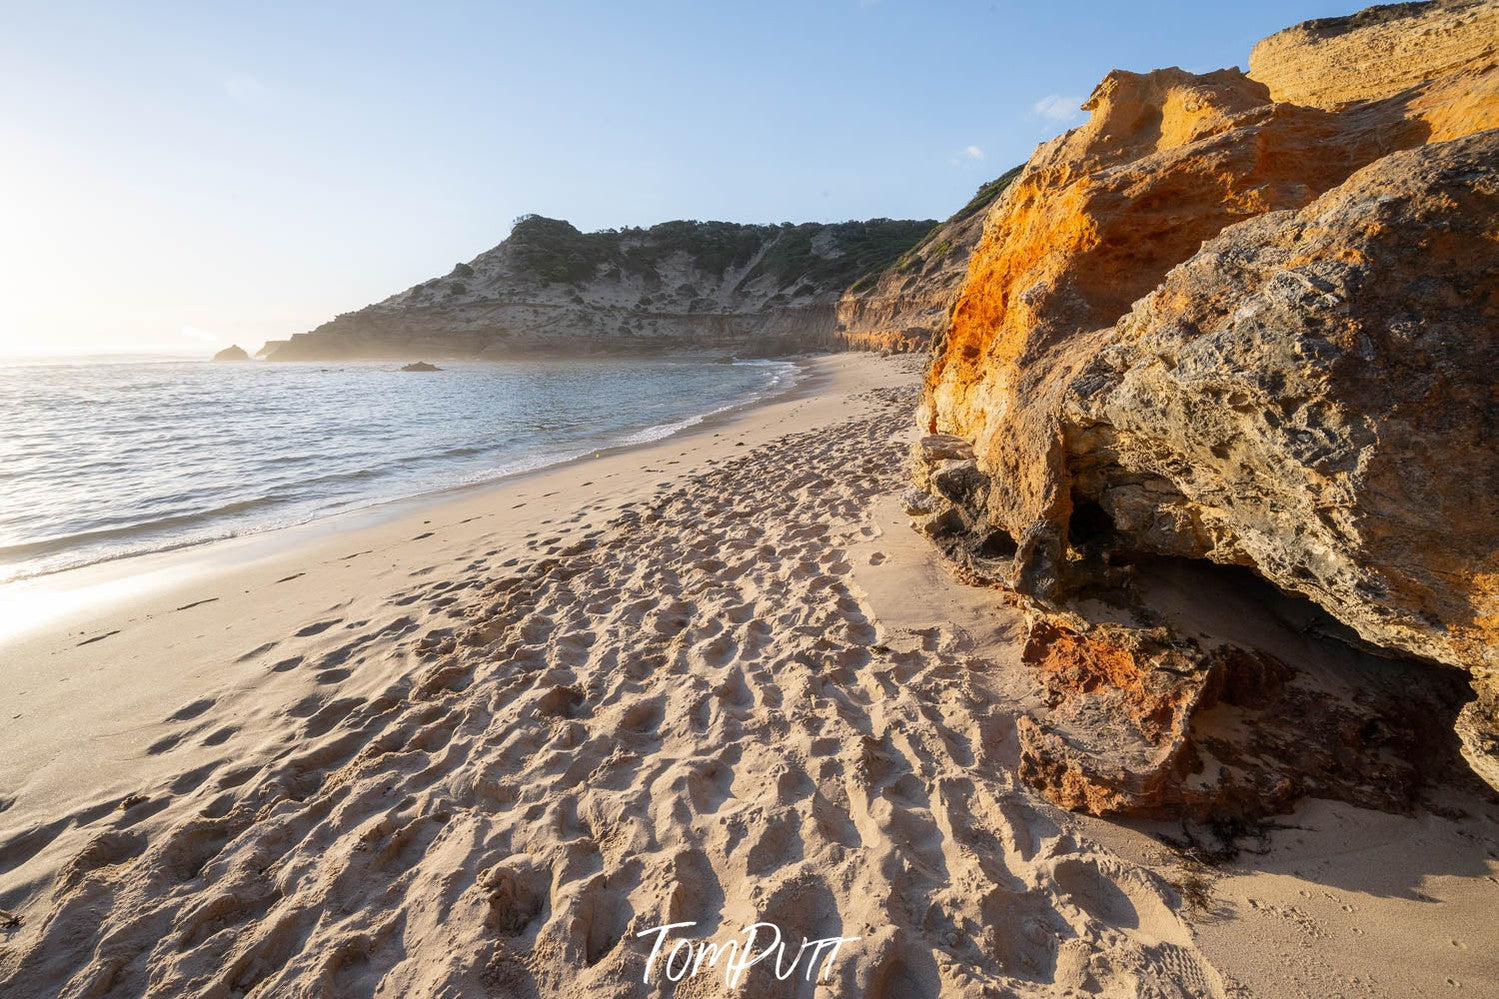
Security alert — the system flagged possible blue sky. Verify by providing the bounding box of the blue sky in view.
[0,1,1357,355]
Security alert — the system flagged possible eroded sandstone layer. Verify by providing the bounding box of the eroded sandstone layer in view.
[1249,0,1499,108]
[1065,132,1499,685]
[917,2,1499,802]
[836,168,1021,353]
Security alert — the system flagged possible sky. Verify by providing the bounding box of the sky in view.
[0,0,1359,356]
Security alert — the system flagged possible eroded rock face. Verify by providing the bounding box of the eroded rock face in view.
[1066,132,1499,679]
[836,168,1021,353]
[264,216,936,361]
[1016,615,1476,820]
[917,4,1499,797]
[921,67,1445,544]
[1058,130,1499,795]
[1249,0,1499,109]
[905,435,1016,580]
[1016,621,1216,817]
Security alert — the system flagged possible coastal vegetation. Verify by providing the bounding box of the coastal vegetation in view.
[505,213,934,292]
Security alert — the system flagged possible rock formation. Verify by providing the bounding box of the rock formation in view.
[1249,0,1499,108]
[835,167,1021,353]
[914,0,1499,807]
[1065,132,1499,686]
[400,361,440,372]
[262,216,934,361]
[211,345,250,361]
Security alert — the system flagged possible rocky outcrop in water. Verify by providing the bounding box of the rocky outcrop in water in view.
[211,345,250,362]
[262,216,935,361]
[915,1,1499,805]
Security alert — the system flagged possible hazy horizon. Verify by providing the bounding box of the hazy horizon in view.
[1,0,1356,356]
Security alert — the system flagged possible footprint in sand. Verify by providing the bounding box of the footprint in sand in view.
[165,698,215,723]
[294,619,341,638]
[146,732,183,756]
[200,726,237,747]
[302,697,364,738]
[169,763,219,795]
[236,641,278,662]
[1054,858,1150,930]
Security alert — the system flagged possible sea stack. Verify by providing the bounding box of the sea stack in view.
[211,345,250,361]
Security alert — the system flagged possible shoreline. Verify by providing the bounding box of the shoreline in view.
[2,351,1495,998]
[0,354,828,649]
[0,352,912,911]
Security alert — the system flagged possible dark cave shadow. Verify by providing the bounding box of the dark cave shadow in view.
[1083,557,1499,898]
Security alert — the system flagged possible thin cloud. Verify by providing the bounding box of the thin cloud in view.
[1032,94,1085,123]
[949,144,986,166]
[179,325,219,344]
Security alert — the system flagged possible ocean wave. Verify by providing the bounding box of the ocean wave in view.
[0,496,277,562]
[0,358,798,583]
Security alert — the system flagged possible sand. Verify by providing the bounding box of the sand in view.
[1,353,1495,997]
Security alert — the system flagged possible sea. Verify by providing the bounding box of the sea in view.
[0,356,798,584]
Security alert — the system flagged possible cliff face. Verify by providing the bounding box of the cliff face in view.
[915,0,1499,807]
[1065,133,1498,671]
[834,168,1021,353]
[1249,0,1499,108]
[264,217,934,361]
[921,63,1453,533]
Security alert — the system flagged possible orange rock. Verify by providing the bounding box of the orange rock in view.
[919,2,1499,790]
[1248,0,1499,110]
[920,63,1488,537]
[1015,617,1469,820]
[836,167,1023,354]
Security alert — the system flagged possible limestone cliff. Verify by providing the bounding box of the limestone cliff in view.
[915,0,1499,807]
[1067,132,1499,796]
[835,167,1021,353]
[263,216,933,361]
[1249,0,1499,108]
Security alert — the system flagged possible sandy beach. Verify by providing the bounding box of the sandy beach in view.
[7,0,1499,992]
[0,352,1493,997]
